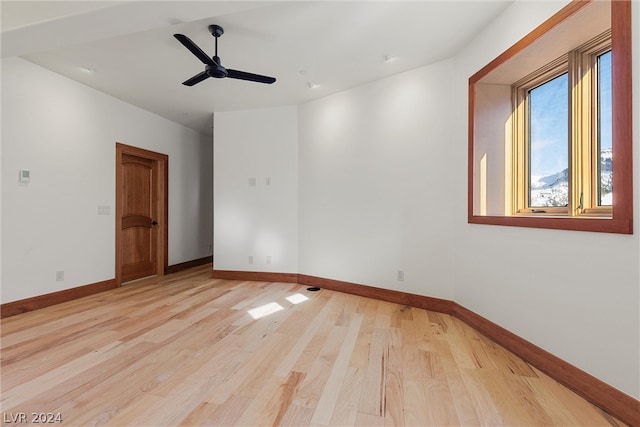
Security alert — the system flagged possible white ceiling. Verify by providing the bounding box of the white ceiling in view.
[1,1,513,136]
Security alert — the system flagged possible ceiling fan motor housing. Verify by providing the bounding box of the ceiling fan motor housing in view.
[206,63,228,78]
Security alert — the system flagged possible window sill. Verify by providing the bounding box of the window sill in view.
[513,212,612,220]
[468,214,631,234]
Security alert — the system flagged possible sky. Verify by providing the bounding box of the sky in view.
[598,51,612,154]
[529,50,611,179]
[529,73,568,178]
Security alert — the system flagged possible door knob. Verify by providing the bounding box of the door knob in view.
[152,221,158,225]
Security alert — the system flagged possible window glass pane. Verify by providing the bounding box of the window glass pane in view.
[528,73,569,207]
[598,51,612,206]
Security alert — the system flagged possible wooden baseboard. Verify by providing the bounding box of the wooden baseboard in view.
[451,303,640,427]
[211,269,299,283]
[297,274,455,314]
[212,269,640,426]
[166,256,213,274]
[1,279,117,319]
[2,256,215,319]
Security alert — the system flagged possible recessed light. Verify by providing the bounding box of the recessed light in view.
[80,66,96,74]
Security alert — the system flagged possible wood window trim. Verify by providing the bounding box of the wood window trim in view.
[512,32,611,217]
[513,57,569,216]
[468,0,633,234]
[573,37,613,215]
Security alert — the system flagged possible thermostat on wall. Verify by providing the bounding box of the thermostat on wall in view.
[19,169,30,183]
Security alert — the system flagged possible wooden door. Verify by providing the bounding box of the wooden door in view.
[116,143,168,284]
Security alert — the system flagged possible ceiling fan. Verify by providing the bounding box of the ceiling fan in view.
[174,25,276,86]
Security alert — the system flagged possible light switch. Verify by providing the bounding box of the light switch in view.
[19,169,30,183]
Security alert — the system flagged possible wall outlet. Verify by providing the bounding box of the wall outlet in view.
[208,244,212,252]
[248,177,256,187]
[97,205,110,215]
[56,271,64,282]
[397,270,404,281]
[266,255,272,265]
[265,177,271,186]
[248,256,254,264]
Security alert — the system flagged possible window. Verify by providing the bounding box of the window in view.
[512,32,611,217]
[468,0,633,234]
[521,70,570,212]
[596,50,612,207]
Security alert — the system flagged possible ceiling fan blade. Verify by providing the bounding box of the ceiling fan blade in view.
[182,71,210,86]
[227,69,276,84]
[174,34,214,66]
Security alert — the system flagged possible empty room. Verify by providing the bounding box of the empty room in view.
[1,0,638,426]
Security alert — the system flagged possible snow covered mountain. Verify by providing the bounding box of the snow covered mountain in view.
[530,148,612,207]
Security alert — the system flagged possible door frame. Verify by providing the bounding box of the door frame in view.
[115,142,168,285]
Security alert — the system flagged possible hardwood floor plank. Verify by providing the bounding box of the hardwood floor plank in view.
[311,313,363,425]
[431,340,482,426]
[3,340,159,424]
[293,324,348,411]
[422,350,461,425]
[522,375,583,425]
[275,402,315,426]
[358,327,389,417]
[275,293,330,336]
[206,332,286,406]
[273,297,333,378]
[121,363,226,426]
[241,370,305,427]
[0,333,123,406]
[355,411,385,426]
[1,329,122,392]
[383,344,405,426]
[329,367,364,426]
[529,366,626,426]
[474,369,547,426]
[458,368,506,426]
[400,345,431,426]
[236,333,298,399]
[203,394,253,426]
[399,316,418,347]
[402,378,430,426]
[178,401,220,426]
[0,266,628,427]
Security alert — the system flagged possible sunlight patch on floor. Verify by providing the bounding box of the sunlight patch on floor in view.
[248,302,284,319]
[286,293,309,305]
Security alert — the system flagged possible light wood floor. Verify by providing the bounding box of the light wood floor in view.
[1,265,624,426]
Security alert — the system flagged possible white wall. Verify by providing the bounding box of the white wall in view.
[298,60,456,299]
[213,106,298,273]
[473,83,511,216]
[1,57,213,303]
[452,0,639,399]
